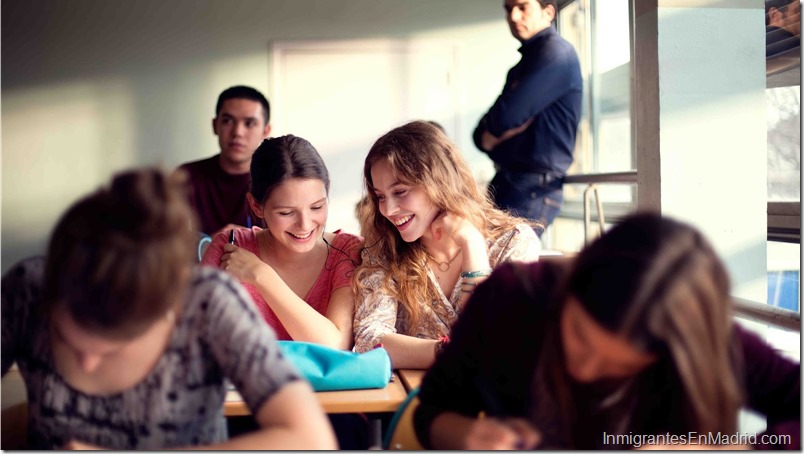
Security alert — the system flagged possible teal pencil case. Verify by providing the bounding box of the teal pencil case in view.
[277,341,392,392]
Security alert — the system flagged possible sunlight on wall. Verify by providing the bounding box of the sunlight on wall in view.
[2,80,135,270]
[647,2,793,434]
[206,54,271,102]
[0,0,523,270]
[426,22,520,186]
[264,23,516,236]
[152,54,276,170]
[656,5,767,304]
[660,92,766,217]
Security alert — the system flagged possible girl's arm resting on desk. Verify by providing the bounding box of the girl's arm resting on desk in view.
[251,263,353,350]
[61,383,341,451]
[352,271,441,367]
[189,381,336,450]
[375,333,439,370]
[221,243,353,350]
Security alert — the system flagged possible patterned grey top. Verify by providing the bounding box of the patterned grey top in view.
[1,257,301,450]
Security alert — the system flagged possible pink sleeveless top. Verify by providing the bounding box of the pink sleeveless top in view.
[202,227,362,340]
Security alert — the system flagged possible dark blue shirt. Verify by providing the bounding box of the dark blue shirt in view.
[766,25,800,58]
[473,27,583,175]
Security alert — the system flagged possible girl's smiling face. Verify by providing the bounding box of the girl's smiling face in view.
[370,159,440,243]
[252,178,329,252]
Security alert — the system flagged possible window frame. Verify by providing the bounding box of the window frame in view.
[553,0,800,331]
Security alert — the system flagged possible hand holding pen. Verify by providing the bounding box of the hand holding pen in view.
[466,377,541,450]
[220,229,265,285]
[464,417,541,450]
[63,440,104,450]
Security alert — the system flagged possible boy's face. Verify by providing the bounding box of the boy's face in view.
[212,98,271,172]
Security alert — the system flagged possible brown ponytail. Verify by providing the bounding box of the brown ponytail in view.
[43,167,197,339]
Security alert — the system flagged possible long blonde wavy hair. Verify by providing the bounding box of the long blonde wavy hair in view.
[353,120,532,328]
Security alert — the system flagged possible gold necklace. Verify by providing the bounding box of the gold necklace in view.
[426,248,462,272]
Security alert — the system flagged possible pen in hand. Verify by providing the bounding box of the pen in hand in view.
[474,376,532,450]
[475,376,506,418]
[229,229,236,245]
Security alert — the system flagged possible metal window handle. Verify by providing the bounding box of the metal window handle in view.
[583,183,606,244]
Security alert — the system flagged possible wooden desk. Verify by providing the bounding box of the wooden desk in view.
[397,369,425,392]
[225,372,408,416]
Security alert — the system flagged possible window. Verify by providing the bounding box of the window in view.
[766,86,801,202]
[765,0,801,315]
[548,0,634,252]
[554,0,801,320]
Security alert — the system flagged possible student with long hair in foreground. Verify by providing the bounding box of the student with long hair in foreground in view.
[414,212,800,450]
[202,135,361,350]
[353,120,541,369]
[1,168,336,450]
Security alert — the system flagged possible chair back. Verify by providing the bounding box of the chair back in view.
[382,387,423,450]
[197,233,212,262]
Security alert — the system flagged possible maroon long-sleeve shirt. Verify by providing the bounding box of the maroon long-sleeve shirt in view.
[415,261,800,450]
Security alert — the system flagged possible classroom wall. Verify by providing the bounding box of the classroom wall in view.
[1,0,519,273]
[655,2,767,304]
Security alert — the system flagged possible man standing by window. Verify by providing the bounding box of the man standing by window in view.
[474,0,582,236]
[178,86,272,236]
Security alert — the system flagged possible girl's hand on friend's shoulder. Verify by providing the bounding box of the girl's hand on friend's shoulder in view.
[464,416,541,450]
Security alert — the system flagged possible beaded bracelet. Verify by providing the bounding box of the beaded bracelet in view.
[460,268,493,279]
[434,335,450,356]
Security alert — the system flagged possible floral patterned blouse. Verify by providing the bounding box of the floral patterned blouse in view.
[353,223,541,353]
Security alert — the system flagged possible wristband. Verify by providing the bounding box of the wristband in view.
[460,269,492,279]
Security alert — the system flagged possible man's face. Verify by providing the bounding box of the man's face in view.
[212,98,271,171]
[782,1,801,36]
[504,0,555,42]
[769,1,802,36]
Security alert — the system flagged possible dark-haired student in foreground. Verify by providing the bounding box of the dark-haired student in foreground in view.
[1,168,336,450]
[414,212,800,450]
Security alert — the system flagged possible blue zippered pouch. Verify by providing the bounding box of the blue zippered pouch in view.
[278,341,392,391]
